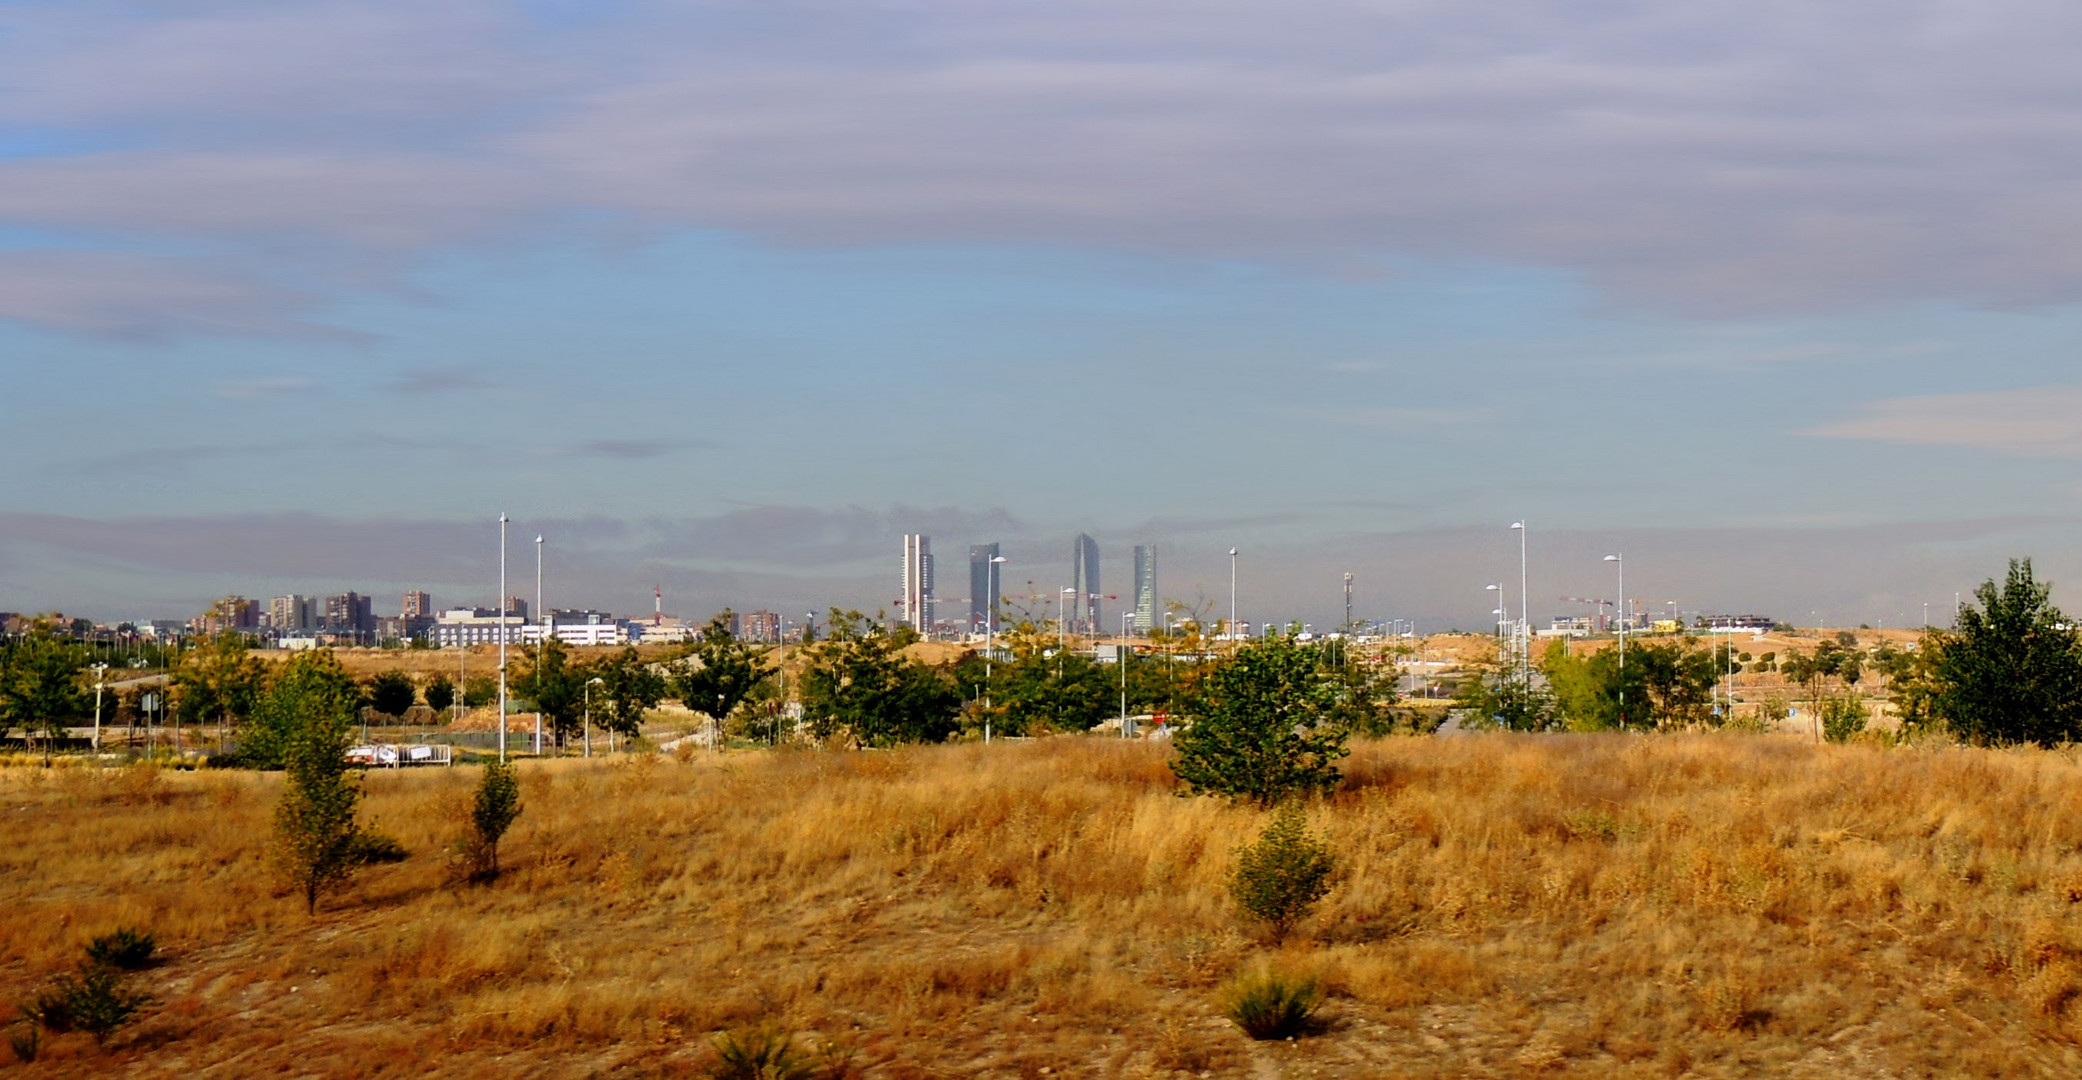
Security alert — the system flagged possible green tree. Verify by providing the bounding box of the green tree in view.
[271,651,374,914]
[591,647,670,741]
[515,638,586,748]
[1821,693,1870,743]
[364,671,415,718]
[462,675,497,709]
[1171,637,1347,806]
[965,622,1113,735]
[243,650,363,769]
[170,634,268,743]
[1930,558,2082,746]
[1229,803,1337,943]
[1458,664,1557,732]
[422,675,456,715]
[798,610,961,746]
[670,615,768,746]
[0,628,88,745]
[1540,638,1721,731]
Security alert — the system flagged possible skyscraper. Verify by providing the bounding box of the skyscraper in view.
[268,595,312,631]
[969,543,1001,633]
[402,591,433,619]
[1133,544,1157,632]
[1072,533,1100,634]
[902,534,934,635]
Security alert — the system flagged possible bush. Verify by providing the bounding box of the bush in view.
[1222,968,1322,1040]
[22,965,151,1044]
[83,929,155,971]
[1230,803,1336,942]
[707,1026,855,1080]
[1822,694,1870,743]
[8,1022,38,1062]
[350,829,409,864]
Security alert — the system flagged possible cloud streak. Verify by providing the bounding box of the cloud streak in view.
[1808,387,2082,458]
[10,1,2082,336]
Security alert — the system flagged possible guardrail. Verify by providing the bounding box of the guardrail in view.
[346,743,454,767]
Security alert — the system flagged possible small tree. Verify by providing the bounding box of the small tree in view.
[516,638,586,747]
[273,660,370,914]
[422,675,456,715]
[364,671,415,718]
[1821,693,1869,743]
[461,760,523,883]
[797,611,960,747]
[671,614,769,747]
[0,628,88,747]
[1171,637,1346,806]
[1229,803,1337,943]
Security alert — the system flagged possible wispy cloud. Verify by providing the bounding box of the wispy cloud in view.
[8,1,2082,337]
[214,377,313,399]
[385,366,493,395]
[1807,387,2082,458]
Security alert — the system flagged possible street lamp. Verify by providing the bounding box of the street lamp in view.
[1604,553,1624,728]
[91,662,108,751]
[584,676,603,758]
[1486,583,1504,662]
[534,534,544,758]
[1229,548,1239,643]
[1119,610,1134,738]
[498,513,509,764]
[985,556,1006,744]
[1511,521,1528,683]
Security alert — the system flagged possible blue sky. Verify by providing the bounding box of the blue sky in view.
[5,0,2082,630]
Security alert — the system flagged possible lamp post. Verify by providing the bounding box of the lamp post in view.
[534,533,544,757]
[1486,583,1504,662]
[91,662,107,751]
[498,514,509,764]
[985,555,1005,744]
[1119,610,1133,738]
[1604,553,1624,728]
[584,676,603,758]
[1511,521,1527,683]
[1228,548,1239,644]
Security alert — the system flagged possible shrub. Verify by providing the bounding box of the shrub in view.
[422,675,456,715]
[708,1027,813,1080]
[22,965,152,1044]
[1222,968,1322,1040]
[350,829,410,864]
[8,1022,38,1062]
[460,760,523,883]
[83,928,155,971]
[1821,694,1870,743]
[1230,803,1336,942]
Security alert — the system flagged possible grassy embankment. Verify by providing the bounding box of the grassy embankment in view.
[4,735,2082,1077]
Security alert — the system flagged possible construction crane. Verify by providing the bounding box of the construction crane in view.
[1562,596,1616,632]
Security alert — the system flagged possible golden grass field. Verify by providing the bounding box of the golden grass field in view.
[5,734,2082,1077]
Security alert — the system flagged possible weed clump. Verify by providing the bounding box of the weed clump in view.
[1230,802,1336,942]
[83,928,156,970]
[707,1026,855,1080]
[1221,968,1322,1040]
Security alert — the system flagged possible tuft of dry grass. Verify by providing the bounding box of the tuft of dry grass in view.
[4,735,2082,1076]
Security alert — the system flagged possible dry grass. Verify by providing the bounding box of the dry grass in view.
[5,735,2082,1077]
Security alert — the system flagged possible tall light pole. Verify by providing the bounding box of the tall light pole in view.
[91,662,108,751]
[985,555,1005,744]
[1511,521,1527,683]
[584,676,603,758]
[1604,553,1624,728]
[534,533,544,757]
[1228,547,1239,643]
[1119,610,1133,738]
[1486,583,1504,662]
[498,514,509,763]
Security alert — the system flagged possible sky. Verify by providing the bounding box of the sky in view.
[5,0,2082,631]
